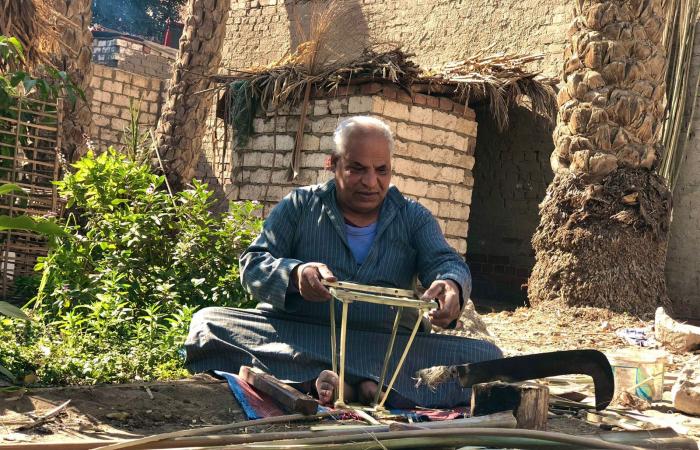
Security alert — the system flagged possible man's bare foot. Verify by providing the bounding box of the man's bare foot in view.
[315,370,338,405]
[315,370,357,405]
[358,379,381,405]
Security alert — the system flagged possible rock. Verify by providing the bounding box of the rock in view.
[671,356,700,416]
[106,412,130,421]
[654,307,700,353]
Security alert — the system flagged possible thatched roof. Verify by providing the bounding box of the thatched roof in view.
[212,47,557,131]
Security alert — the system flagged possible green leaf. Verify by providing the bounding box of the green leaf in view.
[0,215,68,238]
[0,302,30,321]
[22,78,37,93]
[0,183,25,196]
[7,37,25,61]
[0,364,17,384]
[10,71,26,87]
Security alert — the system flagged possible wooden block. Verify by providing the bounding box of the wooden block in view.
[471,381,549,430]
[239,366,318,415]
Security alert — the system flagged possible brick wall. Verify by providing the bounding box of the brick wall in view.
[198,84,477,254]
[89,64,168,150]
[665,25,700,318]
[466,106,555,302]
[93,36,176,79]
[223,0,572,77]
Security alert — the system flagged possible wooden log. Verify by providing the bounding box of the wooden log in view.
[471,381,549,430]
[239,366,318,415]
[389,411,517,431]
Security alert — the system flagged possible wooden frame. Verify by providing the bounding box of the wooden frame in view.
[323,281,435,410]
[0,95,63,300]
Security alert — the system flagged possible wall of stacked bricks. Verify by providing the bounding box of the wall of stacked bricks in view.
[88,64,167,150]
[466,106,554,292]
[92,38,176,79]
[195,0,573,260]
[664,26,700,318]
[222,0,572,78]
[208,83,477,254]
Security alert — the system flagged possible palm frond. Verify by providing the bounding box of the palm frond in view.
[213,47,555,132]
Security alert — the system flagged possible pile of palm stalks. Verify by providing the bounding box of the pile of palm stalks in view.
[213,46,556,133]
[41,410,695,450]
[658,0,700,192]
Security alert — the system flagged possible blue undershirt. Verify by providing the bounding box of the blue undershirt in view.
[345,222,378,265]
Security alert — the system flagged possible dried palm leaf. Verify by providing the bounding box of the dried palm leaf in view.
[658,0,700,191]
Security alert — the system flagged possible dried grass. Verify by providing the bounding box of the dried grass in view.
[213,47,555,132]
[421,49,558,129]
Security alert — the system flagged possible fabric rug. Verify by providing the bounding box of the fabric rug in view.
[216,370,467,421]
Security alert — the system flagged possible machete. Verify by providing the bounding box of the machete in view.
[416,349,614,410]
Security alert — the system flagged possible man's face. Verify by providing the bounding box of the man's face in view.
[333,131,392,217]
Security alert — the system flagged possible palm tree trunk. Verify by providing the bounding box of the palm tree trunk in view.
[528,0,672,315]
[52,0,93,162]
[156,0,230,191]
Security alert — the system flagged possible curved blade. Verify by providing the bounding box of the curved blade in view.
[456,350,614,410]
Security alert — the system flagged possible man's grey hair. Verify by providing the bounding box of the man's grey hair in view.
[332,116,394,158]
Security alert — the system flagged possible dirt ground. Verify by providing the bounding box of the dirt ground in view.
[0,303,698,447]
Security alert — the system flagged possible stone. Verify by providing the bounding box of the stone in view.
[383,100,410,121]
[348,96,373,113]
[421,198,440,215]
[450,185,473,205]
[320,135,335,152]
[401,178,429,197]
[313,99,329,116]
[397,123,422,142]
[439,166,466,184]
[432,110,457,130]
[311,117,337,134]
[422,126,449,146]
[371,96,385,114]
[328,98,346,115]
[671,356,700,416]
[655,307,700,353]
[457,118,478,137]
[409,106,433,125]
[427,184,450,200]
[445,219,469,236]
[439,202,470,220]
[393,158,439,180]
[275,135,294,151]
[301,134,321,151]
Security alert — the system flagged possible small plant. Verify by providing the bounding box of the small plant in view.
[0,149,262,384]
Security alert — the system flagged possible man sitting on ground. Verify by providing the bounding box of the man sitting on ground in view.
[185,116,502,408]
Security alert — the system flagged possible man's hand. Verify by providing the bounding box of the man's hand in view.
[422,279,461,328]
[293,262,337,302]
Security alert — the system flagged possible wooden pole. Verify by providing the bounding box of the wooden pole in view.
[335,299,350,408]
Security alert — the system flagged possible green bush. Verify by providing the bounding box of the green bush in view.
[0,149,262,384]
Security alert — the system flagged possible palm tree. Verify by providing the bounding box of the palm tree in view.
[528,0,672,315]
[155,0,230,191]
[52,0,93,162]
[0,0,92,162]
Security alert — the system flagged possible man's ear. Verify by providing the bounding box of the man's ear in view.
[325,156,337,172]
